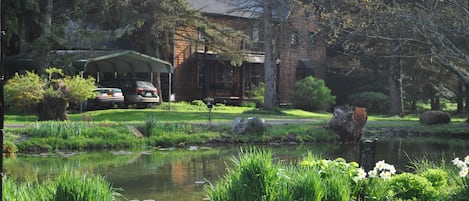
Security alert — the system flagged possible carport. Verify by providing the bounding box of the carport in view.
[80,50,174,101]
[83,50,173,81]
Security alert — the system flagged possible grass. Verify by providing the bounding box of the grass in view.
[5,102,469,153]
[205,148,469,201]
[2,171,121,201]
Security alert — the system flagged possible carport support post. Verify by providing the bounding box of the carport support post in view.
[168,73,172,110]
[203,40,210,98]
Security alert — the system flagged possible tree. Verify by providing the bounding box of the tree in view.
[314,0,467,116]
[226,0,305,110]
[4,68,96,120]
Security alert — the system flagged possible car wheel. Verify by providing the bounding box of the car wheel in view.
[118,103,128,109]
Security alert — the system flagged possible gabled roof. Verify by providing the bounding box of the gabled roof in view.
[187,0,254,18]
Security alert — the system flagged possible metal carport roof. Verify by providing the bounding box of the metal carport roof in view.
[83,50,173,73]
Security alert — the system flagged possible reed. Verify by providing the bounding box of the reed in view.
[206,147,281,201]
[53,171,119,201]
[2,171,120,201]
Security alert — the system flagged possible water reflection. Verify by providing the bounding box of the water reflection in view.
[4,138,469,201]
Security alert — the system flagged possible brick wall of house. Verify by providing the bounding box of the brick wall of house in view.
[173,10,326,104]
[277,10,326,104]
[173,15,254,101]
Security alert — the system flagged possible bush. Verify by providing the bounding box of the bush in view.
[4,68,96,120]
[421,168,448,188]
[348,91,389,114]
[252,82,265,108]
[292,76,335,111]
[389,172,438,200]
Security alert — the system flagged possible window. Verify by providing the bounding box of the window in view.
[249,66,261,87]
[197,65,204,88]
[198,30,206,41]
[290,33,299,45]
[252,26,260,42]
[309,31,317,46]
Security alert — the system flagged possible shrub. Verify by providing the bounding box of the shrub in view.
[251,82,265,107]
[292,76,335,111]
[4,68,96,120]
[389,172,438,200]
[348,91,389,114]
[421,168,448,188]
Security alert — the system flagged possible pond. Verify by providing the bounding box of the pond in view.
[4,137,469,201]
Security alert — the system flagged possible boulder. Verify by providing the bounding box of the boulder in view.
[232,117,266,135]
[419,111,451,125]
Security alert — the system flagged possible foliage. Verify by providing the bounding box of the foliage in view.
[16,121,144,152]
[53,171,119,201]
[348,91,389,114]
[2,177,54,201]
[143,114,159,137]
[4,69,96,120]
[389,173,439,200]
[251,82,265,107]
[2,171,120,201]
[421,168,449,188]
[206,148,281,201]
[62,75,96,105]
[3,140,18,155]
[292,76,336,111]
[4,71,45,114]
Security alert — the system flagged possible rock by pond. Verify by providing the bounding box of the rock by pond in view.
[419,110,451,125]
[232,117,266,135]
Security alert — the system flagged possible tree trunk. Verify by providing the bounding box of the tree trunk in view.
[431,96,441,111]
[37,96,68,121]
[388,40,404,116]
[457,81,464,114]
[328,105,368,143]
[263,0,277,110]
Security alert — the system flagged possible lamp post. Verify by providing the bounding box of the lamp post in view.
[203,97,214,128]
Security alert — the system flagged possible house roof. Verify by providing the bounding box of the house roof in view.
[51,50,174,73]
[187,0,254,18]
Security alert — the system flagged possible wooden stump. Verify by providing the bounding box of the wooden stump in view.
[328,105,368,143]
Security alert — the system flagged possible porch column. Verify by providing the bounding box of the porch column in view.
[203,42,210,98]
[240,64,245,101]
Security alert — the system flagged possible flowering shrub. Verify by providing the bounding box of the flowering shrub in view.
[453,156,469,178]
[452,155,469,200]
[368,160,396,180]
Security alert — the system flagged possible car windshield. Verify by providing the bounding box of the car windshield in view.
[136,81,155,88]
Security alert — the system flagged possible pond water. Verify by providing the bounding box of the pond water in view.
[4,137,469,201]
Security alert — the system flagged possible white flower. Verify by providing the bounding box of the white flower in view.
[368,169,377,178]
[453,158,466,168]
[375,160,386,171]
[460,167,468,178]
[387,164,396,175]
[380,171,392,180]
[464,155,469,165]
[357,168,367,180]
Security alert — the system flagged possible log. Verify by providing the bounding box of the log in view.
[328,105,368,143]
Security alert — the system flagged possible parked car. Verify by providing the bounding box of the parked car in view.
[85,87,125,110]
[100,80,160,108]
